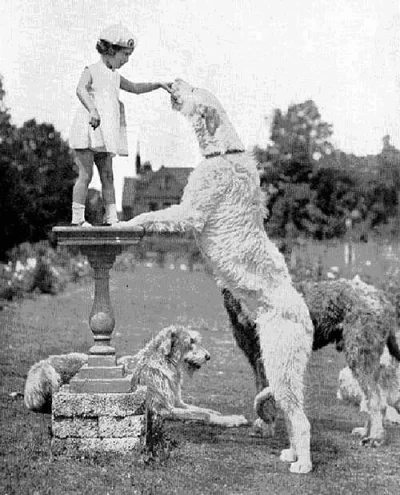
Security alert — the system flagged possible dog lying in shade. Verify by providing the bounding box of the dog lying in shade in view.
[24,325,247,428]
[223,275,400,447]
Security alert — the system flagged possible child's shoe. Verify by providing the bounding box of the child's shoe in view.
[103,204,118,226]
[71,220,92,227]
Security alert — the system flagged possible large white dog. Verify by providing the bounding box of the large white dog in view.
[121,79,314,473]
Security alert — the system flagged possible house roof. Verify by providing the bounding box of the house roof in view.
[164,167,193,185]
[121,166,194,207]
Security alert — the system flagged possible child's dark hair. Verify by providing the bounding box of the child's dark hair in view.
[96,39,128,56]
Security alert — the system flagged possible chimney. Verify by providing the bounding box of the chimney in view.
[135,140,141,176]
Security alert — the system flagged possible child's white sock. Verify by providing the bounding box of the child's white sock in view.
[72,202,85,224]
[104,203,118,224]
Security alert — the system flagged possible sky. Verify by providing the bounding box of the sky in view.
[1,0,400,209]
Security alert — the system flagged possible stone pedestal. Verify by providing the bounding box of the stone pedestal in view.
[51,226,147,454]
[51,385,147,454]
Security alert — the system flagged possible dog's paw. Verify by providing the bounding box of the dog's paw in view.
[351,426,367,437]
[360,436,386,448]
[225,414,248,428]
[289,460,312,474]
[211,414,248,427]
[231,414,249,427]
[250,418,276,438]
[280,448,297,463]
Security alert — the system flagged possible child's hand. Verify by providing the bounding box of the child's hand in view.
[89,109,101,129]
[159,82,173,94]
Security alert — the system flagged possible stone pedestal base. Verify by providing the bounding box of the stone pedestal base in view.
[51,385,147,455]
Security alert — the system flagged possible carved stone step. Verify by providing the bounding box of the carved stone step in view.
[70,373,135,393]
[76,363,125,380]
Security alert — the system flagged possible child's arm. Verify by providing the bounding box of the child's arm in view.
[120,76,172,95]
[76,68,100,129]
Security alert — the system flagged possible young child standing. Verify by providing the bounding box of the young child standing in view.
[69,24,172,226]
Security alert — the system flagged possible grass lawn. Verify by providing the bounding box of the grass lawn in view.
[1,265,400,494]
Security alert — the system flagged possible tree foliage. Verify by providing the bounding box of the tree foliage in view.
[256,100,399,241]
[256,100,335,239]
[0,76,76,259]
[270,100,333,165]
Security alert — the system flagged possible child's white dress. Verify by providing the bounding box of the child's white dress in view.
[69,60,129,156]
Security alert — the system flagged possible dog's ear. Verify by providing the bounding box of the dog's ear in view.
[159,336,172,356]
[202,106,220,136]
[159,329,177,357]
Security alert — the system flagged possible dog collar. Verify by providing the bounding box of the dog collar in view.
[205,149,245,159]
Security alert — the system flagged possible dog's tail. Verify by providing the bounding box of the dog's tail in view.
[387,328,400,362]
[254,387,276,425]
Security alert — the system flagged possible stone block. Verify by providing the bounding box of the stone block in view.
[87,354,117,367]
[77,364,125,380]
[69,372,134,393]
[52,385,147,418]
[52,417,99,438]
[51,436,142,455]
[98,415,145,438]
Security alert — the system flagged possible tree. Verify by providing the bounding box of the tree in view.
[13,119,76,241]
[370,135,400,234]
[0,76,28,259]
[256,100,334,240]
[0,75,76,258]
[270,100,333,174]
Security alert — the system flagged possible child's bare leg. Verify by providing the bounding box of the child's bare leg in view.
[95,153,118,224]
[72,150,94,225]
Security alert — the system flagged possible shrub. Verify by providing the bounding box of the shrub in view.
[0,241,91,301]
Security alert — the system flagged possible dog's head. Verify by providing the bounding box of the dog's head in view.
[170,78,244,156]
[158,324,210,377]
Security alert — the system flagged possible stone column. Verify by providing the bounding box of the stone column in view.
[51,226,147,454]
[69,244,133,394]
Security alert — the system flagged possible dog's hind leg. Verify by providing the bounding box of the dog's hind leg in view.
[351,366,386,446]
[256,311,313,474]
[223,289,276,435]
[345,317,387,446]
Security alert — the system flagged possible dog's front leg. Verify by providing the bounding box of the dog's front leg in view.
[160,406,211,423]
[121,205,206,233]
[120,158,233,233]
[161,406,248,427]
[180,403,224,416]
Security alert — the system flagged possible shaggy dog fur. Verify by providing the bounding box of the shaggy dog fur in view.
[121,79,314,473]
[118,325,248,427]
[223,275,400,446]
[337,344,400,431]
[24,325,247,427]
[24,352,88,413]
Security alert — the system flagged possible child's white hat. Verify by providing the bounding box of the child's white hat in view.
[99,24,137,49]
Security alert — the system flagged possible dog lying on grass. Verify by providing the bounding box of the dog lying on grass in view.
[24,325,247,428]
[337,343,400,433]
[224,275,400,446]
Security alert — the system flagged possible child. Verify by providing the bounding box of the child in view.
[69,24,172,226]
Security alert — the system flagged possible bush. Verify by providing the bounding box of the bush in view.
[0,241,91,301]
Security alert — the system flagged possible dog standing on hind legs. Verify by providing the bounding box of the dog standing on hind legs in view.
[120,79,314,473]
